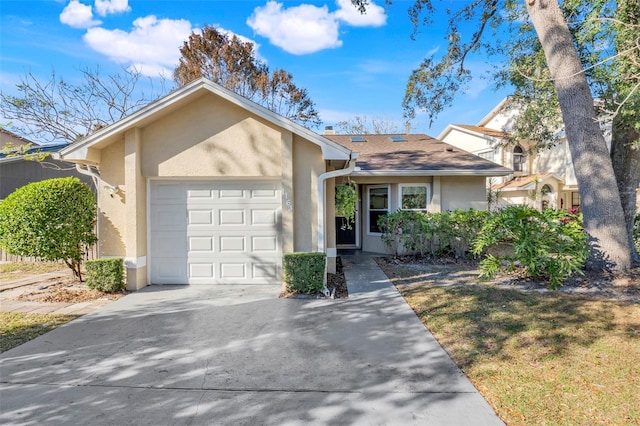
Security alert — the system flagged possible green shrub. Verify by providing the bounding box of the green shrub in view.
[0,177,97,281]
[85,258,125,293]
[283,252,326,294]
[472,205,588,288]
[378,209,491,258]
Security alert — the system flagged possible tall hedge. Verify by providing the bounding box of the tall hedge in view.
[0,177,97,281]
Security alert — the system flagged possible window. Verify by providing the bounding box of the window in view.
[571,192,580,209]
[399,184,429,211]
[367,185,389,234]
[513,145,525,172]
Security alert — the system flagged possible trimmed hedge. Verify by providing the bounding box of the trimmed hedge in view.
[283,252,326,294]
[86,258,125,293]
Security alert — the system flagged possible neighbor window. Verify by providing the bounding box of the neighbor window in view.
[399,184,430,211]
[513,145,526,172]
[571,192,580,209]
[368,185,389,234]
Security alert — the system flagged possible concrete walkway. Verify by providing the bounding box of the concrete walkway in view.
[0,254,503,425]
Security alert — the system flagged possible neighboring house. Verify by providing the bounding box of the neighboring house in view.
[0,130,94,200]
[57,78,511,290]
[439,98,583,211]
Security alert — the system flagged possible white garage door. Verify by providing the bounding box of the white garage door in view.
[149,180,282,284]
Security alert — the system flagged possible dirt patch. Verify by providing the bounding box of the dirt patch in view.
[375,255,640,303]
[2,274,126,304]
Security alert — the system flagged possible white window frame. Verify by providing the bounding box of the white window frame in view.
[398,184,431,212]
[367,184,390,235]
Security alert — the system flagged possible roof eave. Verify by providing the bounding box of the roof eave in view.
[351,169,513,177]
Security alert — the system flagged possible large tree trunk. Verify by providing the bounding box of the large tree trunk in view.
[525,0,631,270]
[611,120,640,261]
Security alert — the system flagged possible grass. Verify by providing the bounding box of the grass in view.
[381,263,640,426]
[0,262,67,283]
[0,311,77,353]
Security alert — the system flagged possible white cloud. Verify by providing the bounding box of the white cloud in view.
[95,0,131,17]
[60,0,101,29]
[247,1,341,55]
[247,1,387,55]
[83,16,194,77]
[334,0,386,27]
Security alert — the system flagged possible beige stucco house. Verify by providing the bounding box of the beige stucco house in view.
[439,98,583,211]
[57,78,510,290]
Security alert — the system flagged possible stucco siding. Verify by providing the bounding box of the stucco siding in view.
[98,139,126,257]
[292,135,323,252]
[140,93,283,178]
[441,176,488,211]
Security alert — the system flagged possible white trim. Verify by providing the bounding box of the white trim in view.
[366,184,390,236]
[335,183,361,249]
[125,256,147,269]
[398,183,431,212]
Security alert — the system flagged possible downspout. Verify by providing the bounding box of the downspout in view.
[317,154,358,294]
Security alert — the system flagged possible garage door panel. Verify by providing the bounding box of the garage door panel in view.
[188,209,213,225]
[150,180,282,285]
[151,206,186,231]
[150,232,187,257]
[152,258,187,284]
[219,209,246,225]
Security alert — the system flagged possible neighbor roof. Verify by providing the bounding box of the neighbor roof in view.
[58,78,353,163]
[325,134,512,176]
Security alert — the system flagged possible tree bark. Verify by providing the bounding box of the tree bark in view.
[524,0,631,270]
[611,120,640,261]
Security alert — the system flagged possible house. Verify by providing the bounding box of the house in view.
[56,78,511,290]
[0,130,94,200]
[439,98,585,211]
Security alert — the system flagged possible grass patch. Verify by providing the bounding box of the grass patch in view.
[0,262,67,283]
[0,311,77,353]
[382,263,640,426]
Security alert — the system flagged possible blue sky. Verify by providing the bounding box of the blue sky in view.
[1,0,511,138]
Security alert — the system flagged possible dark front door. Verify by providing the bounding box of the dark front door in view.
[336,217,356,245]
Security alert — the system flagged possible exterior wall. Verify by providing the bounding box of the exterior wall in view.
[91,92,327,289]
[140,93,282,178]
[98,139,126,258]
[440,176,488,211]
[347,176,433,254]
[292,135,324,252]
[441,128,493,154]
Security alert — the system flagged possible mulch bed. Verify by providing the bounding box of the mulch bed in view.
[375,255,640,303]
[12,276,126,303]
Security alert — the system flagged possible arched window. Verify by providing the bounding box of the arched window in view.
[513,145,525,172]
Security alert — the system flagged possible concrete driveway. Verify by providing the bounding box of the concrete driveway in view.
[0,256,503,425]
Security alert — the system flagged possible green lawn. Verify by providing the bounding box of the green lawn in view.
[0,312,77,353]
[381,262,640,426]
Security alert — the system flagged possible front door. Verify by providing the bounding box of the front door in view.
[335,184,359,248]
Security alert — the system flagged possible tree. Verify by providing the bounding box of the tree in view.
[0,178,97,281]
[1,67,166,144]
[174,25,321,128]
[335,115,403,134]
[350,0,635,270]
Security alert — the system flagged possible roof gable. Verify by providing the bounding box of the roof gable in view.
[58,78,352,162]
